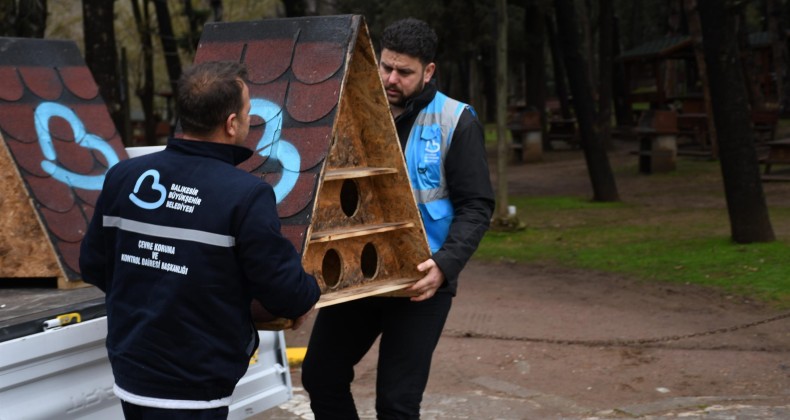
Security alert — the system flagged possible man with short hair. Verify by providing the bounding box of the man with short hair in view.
[302,18,495,419]
[80,61,320,419]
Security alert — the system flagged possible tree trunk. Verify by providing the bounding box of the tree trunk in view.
[210,0,223,21]
[663,0,683,102]
[1,0,48,38]
[767,0,788,113]
[783,3,790,116]
[598,0,613,149]
[736,7,765,110]
[468,52,482,119]
[611,16,633,128]
[183,0,199,54]
[668,0,684,34]
[119,47,132,146]
[555,0,619,202]
[578,0,597,102]
[284,0,307,17]
[83,0,124,144]
[16,0,46,38]
[545,13,572,120]
[131,0,157,146]
[697,0,775,243]
[524,0,546,137]
[495,0,510,221]
[683,0,718,155]
[154,0,182,104]
[0,0,15,36]
[481,48,497,123]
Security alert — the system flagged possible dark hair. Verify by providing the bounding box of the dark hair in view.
[175,61,248,136]
[380,18,438,65]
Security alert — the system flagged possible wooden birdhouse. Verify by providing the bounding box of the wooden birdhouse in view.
[0,38,128,289]
[194,15,431,311]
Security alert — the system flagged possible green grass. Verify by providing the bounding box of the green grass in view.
[479,115,790,306]
[478,195,790,306]
[484,123,511,146]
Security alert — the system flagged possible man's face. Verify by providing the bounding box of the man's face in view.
[379,48,435,107]
[234,80,251,145]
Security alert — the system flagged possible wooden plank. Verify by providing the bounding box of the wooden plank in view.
[0,134,66,285]
[316,276,419,307]
[323,167,398,180]
[255,277,420,331]
[761,174,790,182]
[310,221,416,243]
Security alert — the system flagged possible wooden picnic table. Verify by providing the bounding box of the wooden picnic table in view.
[763,138,790,175]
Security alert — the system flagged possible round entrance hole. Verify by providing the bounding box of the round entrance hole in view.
[360,242,378,279]
[322,249,342,289]
[340,179,359,217]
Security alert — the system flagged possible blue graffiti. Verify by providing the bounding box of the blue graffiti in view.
[249,98,300,204]
[34,102,119,190]
[32,98,301,203]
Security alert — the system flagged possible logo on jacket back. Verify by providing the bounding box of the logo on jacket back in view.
[129,169,202,213]
[129,169,167,209]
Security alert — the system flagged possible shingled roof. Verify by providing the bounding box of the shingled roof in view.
[619,32,781,62]
[0,37,128,287]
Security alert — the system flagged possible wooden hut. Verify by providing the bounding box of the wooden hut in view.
[619,32,784,153]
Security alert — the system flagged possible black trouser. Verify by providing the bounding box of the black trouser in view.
[301,294,452,420]
[120,401,229,419]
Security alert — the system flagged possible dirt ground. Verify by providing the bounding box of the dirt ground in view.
[267,140,790,419]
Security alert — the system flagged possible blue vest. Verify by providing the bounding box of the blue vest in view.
[404,92,473,253]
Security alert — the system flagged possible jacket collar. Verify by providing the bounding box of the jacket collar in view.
[396,82,438,122]
[166,137,253,166]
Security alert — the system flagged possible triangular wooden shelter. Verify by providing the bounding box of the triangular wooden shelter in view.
[194,15,431,309]
[0,38,128,289]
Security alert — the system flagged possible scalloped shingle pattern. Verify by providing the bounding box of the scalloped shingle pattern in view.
[194,15,358,252]
[0,37,128,279]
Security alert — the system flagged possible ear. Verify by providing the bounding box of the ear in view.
[423,62,436,84]
[225,113,238,137]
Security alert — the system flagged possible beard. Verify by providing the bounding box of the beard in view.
[385,78,425,108]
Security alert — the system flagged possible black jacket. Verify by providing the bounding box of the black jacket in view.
[79,138,320,403]
[394,83,495,295]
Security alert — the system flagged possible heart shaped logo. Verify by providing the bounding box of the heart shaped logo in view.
[129,169,167,210]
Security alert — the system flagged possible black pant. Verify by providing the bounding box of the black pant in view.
[120,401,229,419]
[301,294,452,420]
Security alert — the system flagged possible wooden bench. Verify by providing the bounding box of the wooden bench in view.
[761,139,790,180]
[507,108,542,163]
[752,110,779,144]
[634,110,678,173]
[548,118,578,149]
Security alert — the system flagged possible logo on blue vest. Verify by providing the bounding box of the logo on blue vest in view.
[424,139,441,164]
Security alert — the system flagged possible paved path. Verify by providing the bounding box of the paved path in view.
[258,260,790,419]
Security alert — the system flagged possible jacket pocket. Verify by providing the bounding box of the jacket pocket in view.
[423,198,453,221]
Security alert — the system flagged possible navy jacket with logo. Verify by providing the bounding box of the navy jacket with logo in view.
[79,138,320,403]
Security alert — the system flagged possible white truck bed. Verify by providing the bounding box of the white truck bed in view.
[0,288,292,419]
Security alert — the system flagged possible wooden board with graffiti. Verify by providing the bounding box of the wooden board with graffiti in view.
[0,37,129,288]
